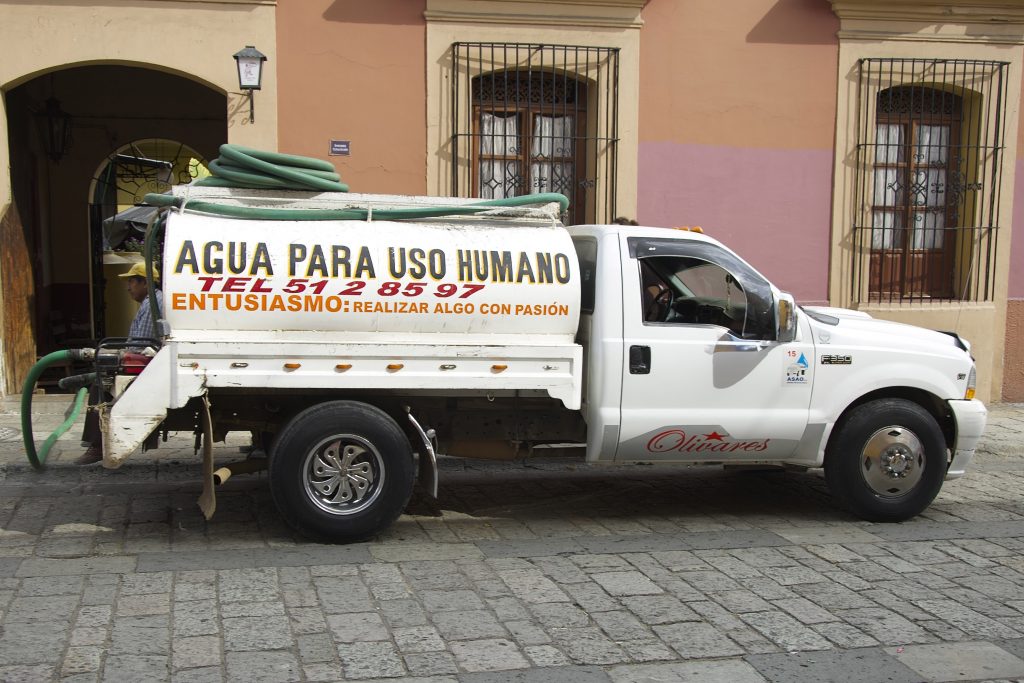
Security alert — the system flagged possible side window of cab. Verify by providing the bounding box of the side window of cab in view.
[639,256,748,337]
[632,238,775,340]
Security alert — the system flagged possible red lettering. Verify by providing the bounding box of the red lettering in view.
[197,276,222,292]
[223,277,250,293]
[645,429,770,454]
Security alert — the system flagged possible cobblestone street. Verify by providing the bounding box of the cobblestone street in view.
[0,399,1022,682]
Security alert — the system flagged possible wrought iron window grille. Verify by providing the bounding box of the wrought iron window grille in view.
[851,58,1009,304]
[450,42,620,225]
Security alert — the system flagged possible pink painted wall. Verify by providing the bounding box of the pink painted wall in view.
[1010,160,1024,299]
[639,144,833,302]
[637,0,839,303]
[1007,65,1024,301]
[1001,77,1024,400]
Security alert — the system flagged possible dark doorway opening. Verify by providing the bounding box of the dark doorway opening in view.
[3,64,225,392]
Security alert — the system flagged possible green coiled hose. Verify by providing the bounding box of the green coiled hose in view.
[195,145,349,192]
[144,143,568,220]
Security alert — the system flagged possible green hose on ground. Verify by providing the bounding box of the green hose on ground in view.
[22,351,91,470]
[144,143,569,221]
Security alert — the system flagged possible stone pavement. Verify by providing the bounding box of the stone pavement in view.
[0,396,1021,682]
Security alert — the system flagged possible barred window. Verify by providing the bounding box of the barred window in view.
[451,43,619,225]
[852,59,1009,303]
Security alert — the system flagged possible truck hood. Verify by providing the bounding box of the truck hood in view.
[802,306,971,356]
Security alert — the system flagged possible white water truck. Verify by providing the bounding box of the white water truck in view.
[24,146,987,543]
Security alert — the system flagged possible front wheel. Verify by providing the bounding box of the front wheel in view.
[824,398,947,522]
[269,401,415,542]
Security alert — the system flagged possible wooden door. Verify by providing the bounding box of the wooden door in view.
[0,197,38,394]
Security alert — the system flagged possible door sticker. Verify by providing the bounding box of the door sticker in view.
[785,351,809,384]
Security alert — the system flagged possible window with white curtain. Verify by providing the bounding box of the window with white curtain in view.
[868,86,960,299]
[469,67,587,223]
[853,59,1009,304]
[477,111,578,203]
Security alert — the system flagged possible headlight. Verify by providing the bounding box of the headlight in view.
[965,366,977,400]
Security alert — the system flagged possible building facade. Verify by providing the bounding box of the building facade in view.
[1,0,1022,402]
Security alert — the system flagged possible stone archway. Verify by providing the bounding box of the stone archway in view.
[2,65,225,392]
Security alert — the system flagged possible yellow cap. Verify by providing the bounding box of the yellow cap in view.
[118,262,159,281]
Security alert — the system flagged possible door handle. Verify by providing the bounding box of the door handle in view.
[714,336,770,353]
[629,345,651,374]
[733,341,769,352]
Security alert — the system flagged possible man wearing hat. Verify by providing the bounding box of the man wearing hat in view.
[77,262,164,464]
[120,262,164,341]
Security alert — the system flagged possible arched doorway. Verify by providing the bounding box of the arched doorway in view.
[88,139,210,340]
[2,64,225,391]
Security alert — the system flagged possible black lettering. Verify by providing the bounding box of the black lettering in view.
[289,244,306,277]
[473,251,489,281]
[388,247,406,279]
[457,249,473,282]
[227,242,247,275]
[535,252,553,283]
[428,249,446,279]
[175,240,199,274]
[490,251,513,282]
[554,253,571,284]
[250,243,273,276]
[306,245,328,277]
[332,245,351,278]
[204,241,223,274]
[408,248,427,279]
[353,246,376,279]
[516,252,536,283]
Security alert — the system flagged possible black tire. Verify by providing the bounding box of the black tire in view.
[824,398,947,522]
[269,401,415,542]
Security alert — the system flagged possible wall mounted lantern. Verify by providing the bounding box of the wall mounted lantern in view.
[233,45,267,124]
[40,97,73,162]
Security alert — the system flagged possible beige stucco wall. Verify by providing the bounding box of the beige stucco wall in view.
[425,0,643,221]
[828,3,1024,403]
[0,0,278,211]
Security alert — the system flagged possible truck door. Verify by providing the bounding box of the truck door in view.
[616,235,813,462]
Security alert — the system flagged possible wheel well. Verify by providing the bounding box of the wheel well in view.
[204,391,413,438]
[828,388,955,455]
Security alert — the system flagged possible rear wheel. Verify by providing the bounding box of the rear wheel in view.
[824,398,947,522]
[269,401,415,542]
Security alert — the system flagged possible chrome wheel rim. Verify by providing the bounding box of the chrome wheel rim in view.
[860,425,925,498]
[302,434,384,516]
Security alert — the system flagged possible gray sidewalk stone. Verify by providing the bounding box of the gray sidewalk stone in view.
[746,648,921,683]
[886,641,1024,681]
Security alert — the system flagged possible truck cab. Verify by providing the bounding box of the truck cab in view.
[571,223,986,523]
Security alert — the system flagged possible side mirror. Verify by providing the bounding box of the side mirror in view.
[776,293,797,343]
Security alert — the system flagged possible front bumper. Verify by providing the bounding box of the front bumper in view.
[946,398,988,479]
